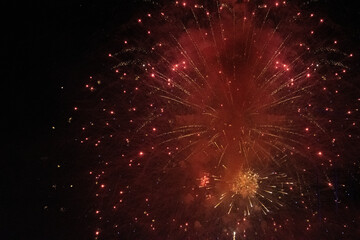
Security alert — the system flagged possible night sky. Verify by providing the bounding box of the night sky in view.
[5,0,360,239]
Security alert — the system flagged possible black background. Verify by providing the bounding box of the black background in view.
[5,0,360,239]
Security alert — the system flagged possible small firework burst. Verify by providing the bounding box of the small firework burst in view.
[232,170,259,199]
[214,169,293,216]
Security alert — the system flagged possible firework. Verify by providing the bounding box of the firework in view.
[76,0,359,239]
[213,170,293,216]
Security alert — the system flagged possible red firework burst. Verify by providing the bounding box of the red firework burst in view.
[74,0,360,239]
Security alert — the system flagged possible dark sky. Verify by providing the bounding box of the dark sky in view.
[6,1,141,239]
[5,0,360,239]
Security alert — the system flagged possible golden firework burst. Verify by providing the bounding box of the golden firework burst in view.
[231,170,259,199]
